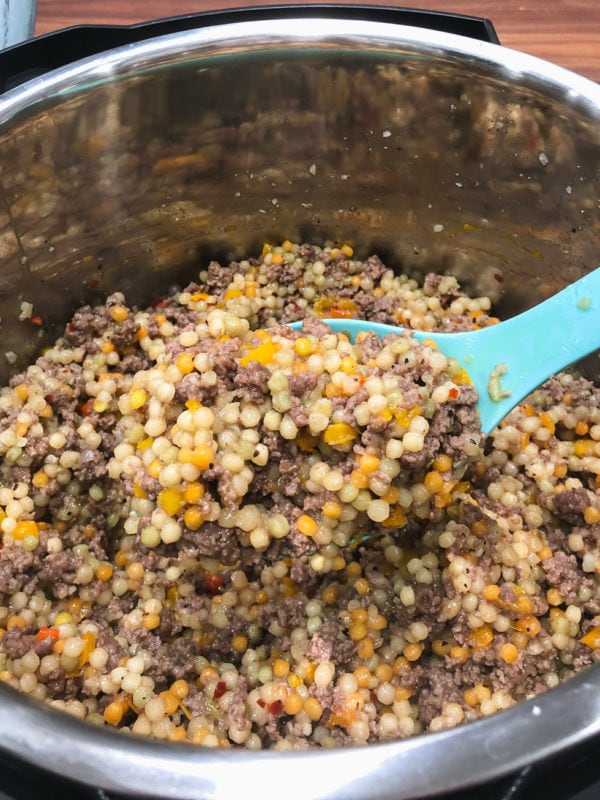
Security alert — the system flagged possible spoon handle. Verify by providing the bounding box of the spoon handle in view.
[289,266,600,435]
[412,266,600,433]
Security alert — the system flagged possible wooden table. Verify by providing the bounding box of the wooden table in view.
[35,0,600,83]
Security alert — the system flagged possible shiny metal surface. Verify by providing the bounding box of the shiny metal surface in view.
[0,17,600,798]
[1,661,600,799]
[1,20,600,384]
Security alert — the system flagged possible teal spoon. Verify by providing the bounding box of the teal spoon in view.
[290,267,600,435]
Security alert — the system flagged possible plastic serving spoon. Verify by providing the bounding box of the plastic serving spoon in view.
[290,267,600,435]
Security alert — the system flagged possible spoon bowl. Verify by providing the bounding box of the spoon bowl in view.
[290,267,600,434]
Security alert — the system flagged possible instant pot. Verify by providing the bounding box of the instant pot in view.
[0,6,599,799]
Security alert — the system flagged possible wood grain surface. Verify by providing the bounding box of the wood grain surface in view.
[34,0,600,83]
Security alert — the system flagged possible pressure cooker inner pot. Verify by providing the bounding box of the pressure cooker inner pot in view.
[1,19,600,799]
[1,23,600,380]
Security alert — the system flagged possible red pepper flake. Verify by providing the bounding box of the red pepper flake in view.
[204,573,223,595]
[80,400,93,417]
[153,298,169,308]
[256,698,266,708]
[213,681,227,700]
[34,626,59,643]
[493,273,504,284]
[30,315,43,326]
[448,387,459,399]
[88,279,100,290]
[268,700,284,716]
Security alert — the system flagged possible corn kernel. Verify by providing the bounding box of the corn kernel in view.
[294,337,316,357]
[133,482,147,499]
[353,578,370,596]
[449,645,469,664]
[349,623,368,641]
[432,638,453,656]
[322,500,343,520]
[303,697,323,721]
[323,422,357,446]
[143,613,161,630]
[130,389,147,409]
[284,692,303,715]
[31,469,50,489]
[375,663,393,683]
[93,398,109,414]
[14,383,29,401]
[539,412,556,434]
[574,439,595,456]
[176,353,195,375]
[104,699,126,726]
[160,690,180,716]
[403,643,424,662]
[109,305,128,323]
[468,624,494,649]
[296,514,318,537]
[382,506,406,528]
[546,588,563,606]
[183,482,205,504]
[424,470,445,494]
[273,658,290,677]
[126,562,145,581]
[355,638,374,659]
[432,453,453,472]
[499,642,519,663]
[464,687,479,707]
[584,506,600,525]
[178,445,214,470]
[357,453,380,474]
[12,520,39,540]
[158,489,184,517]
[240,338,279,367]
[339,356,358,374]
[170,679,190,700]
[483,584,501,602]
[580,626,600,649]
[513,615,541,637]
[95,564,113,581]
[322,585,338,605]
[183,507,204,531]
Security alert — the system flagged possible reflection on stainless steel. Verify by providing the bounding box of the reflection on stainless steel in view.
[0,18,600,799]
[1,656,600,799]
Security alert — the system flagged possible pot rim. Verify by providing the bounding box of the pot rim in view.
[1,16,600,799]
[1,16,600,125]
[2,663,600,799]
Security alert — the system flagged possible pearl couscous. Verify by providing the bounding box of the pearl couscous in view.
[0,241,599,748]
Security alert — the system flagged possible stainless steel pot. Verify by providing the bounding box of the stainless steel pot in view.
[0,7,600,798]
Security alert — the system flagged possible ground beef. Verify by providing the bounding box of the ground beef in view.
[553,488,590,520]
[38,551,86,599]
[147,637,198,684]
[544,551,582,603]
[417,666,465,725]
[1,241,598,753]
[2,628,35,659]
[181,523,240,563]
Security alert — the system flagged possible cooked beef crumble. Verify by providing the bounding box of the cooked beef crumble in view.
[0,241,599,748]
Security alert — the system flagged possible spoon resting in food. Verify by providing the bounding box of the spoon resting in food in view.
[290,267,600,435]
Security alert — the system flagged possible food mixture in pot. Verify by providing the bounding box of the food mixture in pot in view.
[1,241,599,748]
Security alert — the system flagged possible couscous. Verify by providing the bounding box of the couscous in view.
[0,241,599,748]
